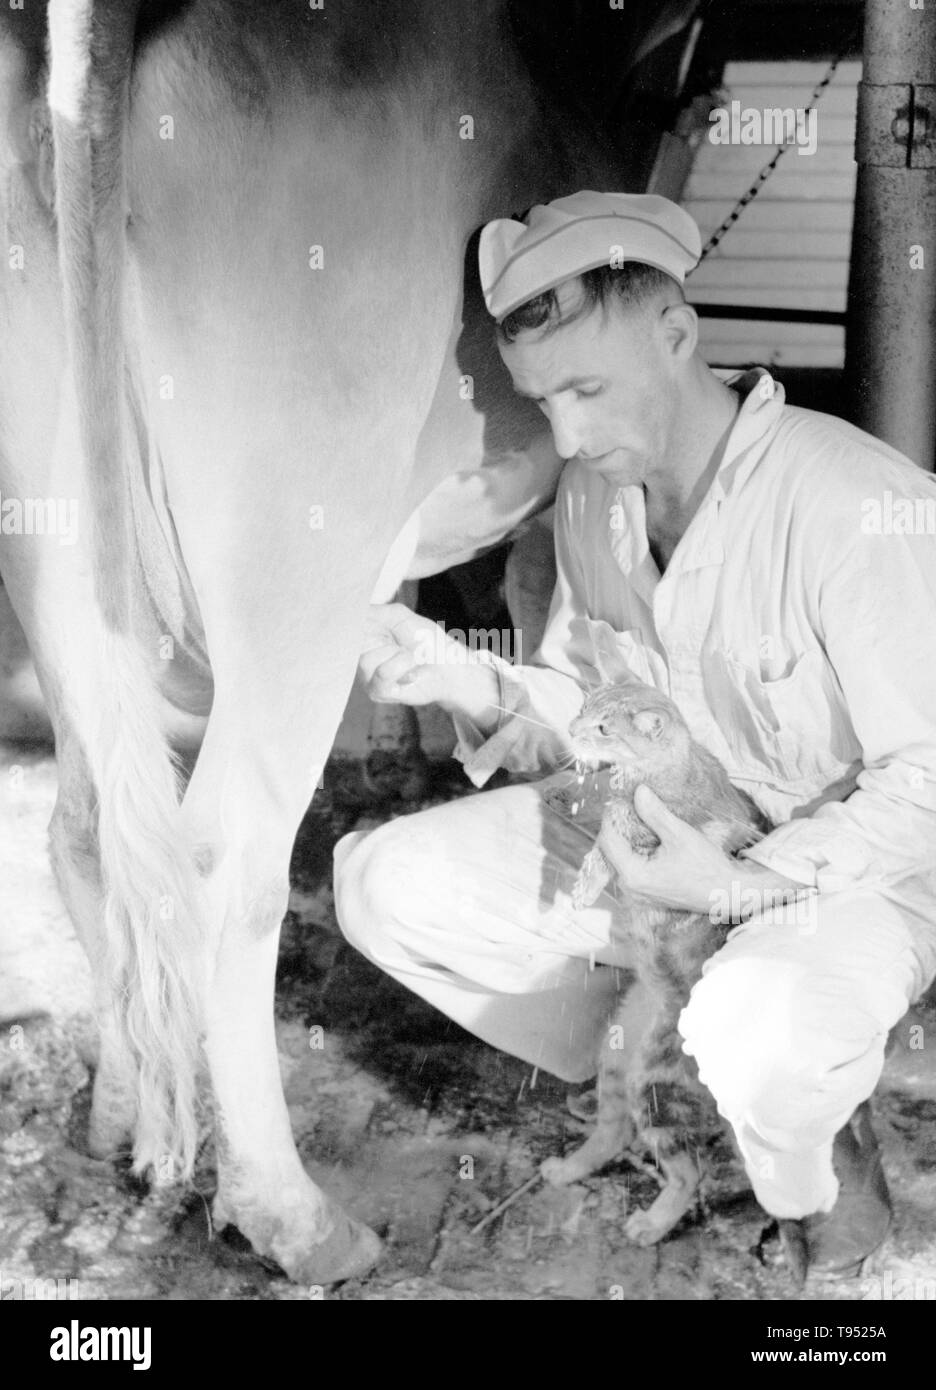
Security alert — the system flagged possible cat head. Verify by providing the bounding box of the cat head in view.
[569,681,688,769]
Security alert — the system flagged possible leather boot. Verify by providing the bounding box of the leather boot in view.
[779,1100,892,1286]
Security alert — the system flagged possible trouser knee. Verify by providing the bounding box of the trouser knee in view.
[333,817,452,967]
[679,956,885,1141]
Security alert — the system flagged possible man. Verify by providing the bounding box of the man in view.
[334,191,936,1278]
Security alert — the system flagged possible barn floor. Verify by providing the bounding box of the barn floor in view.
[2,740,936,1303]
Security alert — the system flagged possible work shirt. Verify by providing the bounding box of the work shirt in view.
[454,369,936,906]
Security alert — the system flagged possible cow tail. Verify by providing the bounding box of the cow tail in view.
[47,0,206,1181]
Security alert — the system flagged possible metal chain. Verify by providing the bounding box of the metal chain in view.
[691,39,859,269]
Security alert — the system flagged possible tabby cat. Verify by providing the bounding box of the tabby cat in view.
[541,676,769,1246]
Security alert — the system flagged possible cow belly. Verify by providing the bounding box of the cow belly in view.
[127,84,466,647]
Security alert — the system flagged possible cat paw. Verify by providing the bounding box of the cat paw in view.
[624,1208,668,1246]
[540,1155,586,1187]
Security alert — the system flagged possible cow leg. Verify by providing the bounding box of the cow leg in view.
[184,744,382,1282]
[177,601,385,1285]
[125,36,524,1274]
[204,851,380,1284]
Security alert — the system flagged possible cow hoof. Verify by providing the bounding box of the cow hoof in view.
[278,1204,383,1286]
[215,1187,382,1285]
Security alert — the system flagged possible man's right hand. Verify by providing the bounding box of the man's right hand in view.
[360,603,501,731]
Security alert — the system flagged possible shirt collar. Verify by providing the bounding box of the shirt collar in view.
[708,366,786,502]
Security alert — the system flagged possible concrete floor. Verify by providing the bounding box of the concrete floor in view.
[1,739,935,1302]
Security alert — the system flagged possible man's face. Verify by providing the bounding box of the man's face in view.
[498,281,679,485]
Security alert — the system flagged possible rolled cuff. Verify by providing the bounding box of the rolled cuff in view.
[453,654,575,787]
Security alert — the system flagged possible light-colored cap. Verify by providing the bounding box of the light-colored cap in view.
[479,190,701,322]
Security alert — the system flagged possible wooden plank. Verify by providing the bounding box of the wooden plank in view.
[698,122,855,149]
[684,171,856,200]
[684,199,854,232]
[690,287,847,311]
[693,231,848,259]
[722,60,863,85]
[687,260,848,289]
[691,146,855,175]
[720,80,858,105]
[705,110,856,144]
[716,87,858,117]
[700,318,844,346]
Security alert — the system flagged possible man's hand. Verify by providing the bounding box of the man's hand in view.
[598,785,803,920]
[360,602,500,728]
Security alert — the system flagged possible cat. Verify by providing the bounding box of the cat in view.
[540,674,769,1247]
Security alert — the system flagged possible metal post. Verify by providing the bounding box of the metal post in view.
[845,0,936,470]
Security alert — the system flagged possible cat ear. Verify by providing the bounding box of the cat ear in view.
[633,709,667,740]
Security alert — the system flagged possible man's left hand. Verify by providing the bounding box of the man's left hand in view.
[598,785,736,914]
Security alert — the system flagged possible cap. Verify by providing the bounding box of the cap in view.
[478,190,701,322]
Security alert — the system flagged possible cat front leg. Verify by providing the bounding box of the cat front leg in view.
[607,799,661,857]
[540,1114,637,1186]
[623,1136,700,1245]
[540,1083,636,1187]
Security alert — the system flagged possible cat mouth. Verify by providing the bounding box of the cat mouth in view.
[572,742,637,767]
[571,747,605,769]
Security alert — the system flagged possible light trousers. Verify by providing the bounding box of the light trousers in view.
[333,777,934,1219]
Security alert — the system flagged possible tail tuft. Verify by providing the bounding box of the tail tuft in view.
[92,632,207,1181]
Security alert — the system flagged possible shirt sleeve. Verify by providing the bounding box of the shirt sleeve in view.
[741,486,936,893]
[453,472,594,786]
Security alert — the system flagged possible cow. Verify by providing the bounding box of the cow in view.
[0,0,616,1282]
